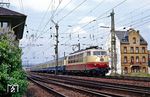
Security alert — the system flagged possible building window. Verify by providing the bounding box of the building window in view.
[133,37,136,44]
[136,56,139,63]
[142,47,145,53]
[142,56,146,63]
[136,47,139,53]
[124,47,127,53]
[0,22,9,28]
[124,67,128,74]
[3,22,8,28]
[131,56,134,64]
[124,56,127,63]
[130,47,134,53]
[143,67,146,73]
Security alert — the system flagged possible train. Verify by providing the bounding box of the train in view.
[31,46,110,76]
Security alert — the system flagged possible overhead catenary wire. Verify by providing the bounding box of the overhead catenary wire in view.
[89,0,105,13]
[75,0,128,30]
[35,0,64,41]
[50,0,63,20]
[53,0,73,19]
[58,0,88,22]
[118,14,150,30]
[58,0,106,36]
[95,0,127,20]
[36,0,53,33]
[34,0,55,41]
[132,18,150,28]
[60,16,109,36]
[61,0,127,36]
[35,0,88,42]
[25,0,150,64]
[61,0,127,46]
[35,0,127,44]
[116,2,150,24]
[26,0,127,49]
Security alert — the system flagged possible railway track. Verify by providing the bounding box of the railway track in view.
[102,76,150,82]
[28,75,122,97]
[28,73,150,97]
[28,77,67,97]
[36,72,150,87]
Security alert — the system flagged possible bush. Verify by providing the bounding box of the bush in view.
[0,33,28,97]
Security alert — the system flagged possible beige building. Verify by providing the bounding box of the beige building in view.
[106,28,148,75]
[120,29,148,74]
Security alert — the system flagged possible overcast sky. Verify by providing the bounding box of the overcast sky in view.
[7,0,150,65]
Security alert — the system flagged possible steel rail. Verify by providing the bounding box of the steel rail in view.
[29,73,150,96]
[27,76,68,97]
[29,75,123,97]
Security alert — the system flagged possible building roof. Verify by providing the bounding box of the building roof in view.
[0,7,26,16]
[115,30,147,45]
[0,7,26,39]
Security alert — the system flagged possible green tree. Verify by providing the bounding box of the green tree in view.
[0,33,28,97]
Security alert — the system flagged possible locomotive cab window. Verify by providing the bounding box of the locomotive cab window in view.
[93,51,101,55]
[93,51,107,55]
[101,51,107,55]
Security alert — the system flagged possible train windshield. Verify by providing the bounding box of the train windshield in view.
[93,51,107,55]
[101,51,107,55]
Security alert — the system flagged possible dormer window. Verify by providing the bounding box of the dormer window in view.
[133,37,136,44]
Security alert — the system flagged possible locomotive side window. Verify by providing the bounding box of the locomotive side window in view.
[87,51,91,56]
[79,53,83,62]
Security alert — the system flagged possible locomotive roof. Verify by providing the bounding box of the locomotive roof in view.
[69,46,105,55]
[34,57,65,67]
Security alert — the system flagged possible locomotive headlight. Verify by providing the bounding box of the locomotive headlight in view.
[100,58,104,62]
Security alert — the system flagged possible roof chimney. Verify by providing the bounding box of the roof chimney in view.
[137,30,139,34]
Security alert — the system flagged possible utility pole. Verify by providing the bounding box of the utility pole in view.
[52,20,59,75]
[77,34,80,51]
[78,43,80,51]
[110,9,117,75]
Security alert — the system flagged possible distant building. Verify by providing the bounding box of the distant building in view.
[106,28,148,75]
[148,50,150,74]
[0,7,26,43]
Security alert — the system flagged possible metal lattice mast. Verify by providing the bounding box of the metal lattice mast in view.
[51,20,59,75]
[110,9,117,75]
